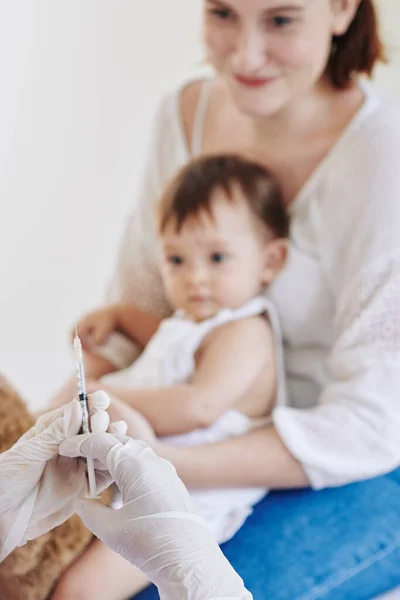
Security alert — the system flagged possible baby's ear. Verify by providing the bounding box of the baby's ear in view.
[261,238,288,285]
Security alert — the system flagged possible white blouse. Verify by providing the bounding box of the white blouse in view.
[106,72,400,490]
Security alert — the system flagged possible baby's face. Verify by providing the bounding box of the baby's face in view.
[159,186,276,322]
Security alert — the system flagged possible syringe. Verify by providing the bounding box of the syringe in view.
[73,326,99,499]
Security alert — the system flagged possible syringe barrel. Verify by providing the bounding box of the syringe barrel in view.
[78,393,91,434]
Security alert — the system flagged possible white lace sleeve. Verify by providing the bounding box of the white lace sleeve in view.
[273,113,400,489]
[106,95,178,314]
[97,91,187,368]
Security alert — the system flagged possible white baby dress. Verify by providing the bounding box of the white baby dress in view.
[101,296,286,543]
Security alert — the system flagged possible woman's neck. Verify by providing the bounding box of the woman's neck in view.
[205,75,365,202]
[244,77,363,154]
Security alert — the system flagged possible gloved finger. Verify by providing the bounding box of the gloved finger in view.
[33,404,73,435]
[18,400,83,461]
[105,439,173,505]
[87,390,111,414]
[59,433,148,491]
[90,411,110,434]
[108,421,128,436]
[55,399,83,438]
[59,431,124,465]
[60,431,128,474]
[34,399,83,435]
[87,391,111,433]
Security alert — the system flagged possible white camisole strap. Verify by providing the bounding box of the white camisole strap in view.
[190,78,213,157]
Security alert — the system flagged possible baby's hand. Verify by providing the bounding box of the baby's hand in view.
[73,306,119,351]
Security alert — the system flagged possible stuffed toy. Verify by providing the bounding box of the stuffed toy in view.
[0,375,110,600]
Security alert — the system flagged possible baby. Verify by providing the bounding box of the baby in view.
[50,154,289,597]
[84,154,289,537]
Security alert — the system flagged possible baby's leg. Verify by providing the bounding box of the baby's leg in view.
[106,394,156,445]
[52,539,149,600]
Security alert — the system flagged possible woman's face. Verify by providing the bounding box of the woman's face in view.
[203,0,359,117]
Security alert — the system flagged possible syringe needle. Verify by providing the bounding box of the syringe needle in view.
[74,326,99,499]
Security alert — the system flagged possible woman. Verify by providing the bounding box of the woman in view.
[55,0,400,598]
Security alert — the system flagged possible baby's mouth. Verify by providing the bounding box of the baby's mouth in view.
[188,296,210,303]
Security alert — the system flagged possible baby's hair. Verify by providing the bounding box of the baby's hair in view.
[156,154,289,239]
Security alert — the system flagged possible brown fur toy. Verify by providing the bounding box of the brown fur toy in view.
[0,375,111,600]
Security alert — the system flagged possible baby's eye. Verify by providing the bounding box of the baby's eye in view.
[168,256,183,266]
[211,252,227,263]
[271,15,293,28]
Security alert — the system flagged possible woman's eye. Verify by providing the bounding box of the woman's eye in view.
[168,256,183,266]
[208,8,233,20]
[211,252,227,263]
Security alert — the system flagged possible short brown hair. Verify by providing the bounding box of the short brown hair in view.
[157,154,289,239]
[328,0,387,89]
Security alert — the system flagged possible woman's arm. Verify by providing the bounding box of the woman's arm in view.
[155,424,309,489]
[271,121,400,490]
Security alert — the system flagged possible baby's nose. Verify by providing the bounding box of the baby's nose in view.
[186,264,209,285]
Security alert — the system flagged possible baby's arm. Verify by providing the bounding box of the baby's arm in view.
[91,316,275,436]
[78,303,162,353]
[46,304,162,412]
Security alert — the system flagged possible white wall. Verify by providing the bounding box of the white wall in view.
[0,0,202,407]
[0,1,398,409]
[374,0,400,97]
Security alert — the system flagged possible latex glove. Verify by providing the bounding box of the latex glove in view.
[60,432,252,600]
[0,392,111,562]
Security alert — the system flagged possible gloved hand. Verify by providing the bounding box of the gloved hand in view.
[0,392,112,561]
[60,432,252,600]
